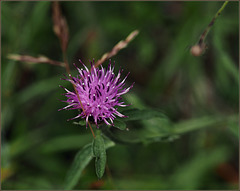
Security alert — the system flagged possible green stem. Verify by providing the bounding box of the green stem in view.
[198,1,229,46]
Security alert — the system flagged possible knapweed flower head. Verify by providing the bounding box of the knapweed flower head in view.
[59,59,134,127]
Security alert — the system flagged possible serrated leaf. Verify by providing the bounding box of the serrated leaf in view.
[92,135,106,179]
[113,119,126,130]
[122,109,166,121]
[64,139,115,190]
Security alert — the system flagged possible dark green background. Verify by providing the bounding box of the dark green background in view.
[1,1,239,190]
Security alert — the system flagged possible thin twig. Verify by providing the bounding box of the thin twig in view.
[191,1,229,56]
[7,54,65,67]
[198,1,229,46]
[94,30,139,68]
[52,1,69,52]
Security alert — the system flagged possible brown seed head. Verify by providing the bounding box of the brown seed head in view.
[190,45,203,57]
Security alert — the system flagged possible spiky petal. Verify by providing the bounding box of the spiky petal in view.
[59,60,134,127]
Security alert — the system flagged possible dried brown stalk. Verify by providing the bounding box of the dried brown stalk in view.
[94,30,139,67]
[52,1,69,53]
[7,54,65,67]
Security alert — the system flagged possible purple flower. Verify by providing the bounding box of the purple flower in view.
[59,59,134,127]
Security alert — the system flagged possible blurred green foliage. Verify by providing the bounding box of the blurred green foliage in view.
[1,1,239,190]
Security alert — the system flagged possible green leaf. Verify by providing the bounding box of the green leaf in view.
[95,154,106,179]
[40,135,91,153]
[92,135,106,179]
[123,92,147,110]
[171,147,230,189]
[73,120,86,126]
[113,119,126,130]
[228,120,239,138]
[92,135,105,157]
[64,139,114,190]
[121,109,166,121]
[21,1,51,49]
[14,76,60,105]
[9,128,45,159]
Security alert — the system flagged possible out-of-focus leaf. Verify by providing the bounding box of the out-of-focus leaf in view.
[2,61,17,93]
[64,139,114,190]
[92,135,106,179]
[138,36,156,66]
[213,15,239,105]
[114,174,168,190]
[40,135,91,153]
[113,120,126,130]
[121,108,167,121]
[173,115,238,135]
[171,147,230,189]
[228,119,239,138]
[67,28,92,60]
[9,175,54,190]
[123,92,146,110]
[1,102,14,130]
[1,144,15,183]
[13,76,60,105]
[213,16,239,83]
[1,144,10,168]
[141,117,172,135]
[9,128,45,159]
[64,143,93,190]
[21,1,51,49]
